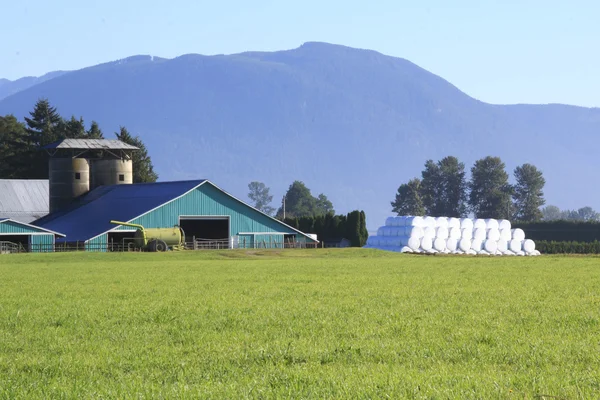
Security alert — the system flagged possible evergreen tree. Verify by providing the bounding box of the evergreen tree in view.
[115,126,158,183]
[276,181,334,218]
[61,116,86,138]
[438,156,468,217]
[468,156,513,219]
[86,121,104,139]
[391,178,425,216]
[247,181,275,215]
[420,160,442,215]
[513,163,545,221]
[359,211,369,247]
[21,99,62,178]
[0,115,28,178]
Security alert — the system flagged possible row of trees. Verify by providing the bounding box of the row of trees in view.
[248,180,334,218]
[541,206,600,222]
[391,156,546,221]
[283,211,369,247]
[0,99,158,183]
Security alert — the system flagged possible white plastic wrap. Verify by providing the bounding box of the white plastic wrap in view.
[385,217,396,227]
[446,238,458,252]
[484,239,498,254]
[436,227,449,240]
[509,239,522,253]
[459,238,472,252]
[433,237,447,252]
[499,219,511,231]
[523,239,536,253]
[460,218,474,231]
[461,228,473,240]
[473,228,487,241]
[405,216,425,227]
[497,240,508,253]
[423,216,436,228]
[406,226,425,239]
[448,217,461,229]
[487,229,500,241]
[474,219,487,230]
[485,219,499,230]
[471,239,483,252]
[420,236,433,251]
[512,228,526,241]
[449,227,462,240]
[423,226,436,239]
[500,228,512,241]
[435,217,449,229]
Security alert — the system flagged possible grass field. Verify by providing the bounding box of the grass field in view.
[0,249,599,399]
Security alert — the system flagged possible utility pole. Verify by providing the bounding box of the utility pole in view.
[282,195,286,219]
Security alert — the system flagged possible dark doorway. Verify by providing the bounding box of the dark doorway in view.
[0,235,30,251]
[179,218,229,243]
[108,231,137,251]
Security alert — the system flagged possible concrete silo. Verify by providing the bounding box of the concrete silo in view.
[44,139,139,213]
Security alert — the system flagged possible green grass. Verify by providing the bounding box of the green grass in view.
[0,249,599,399]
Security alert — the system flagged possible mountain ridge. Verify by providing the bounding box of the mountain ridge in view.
[0,42,598,228]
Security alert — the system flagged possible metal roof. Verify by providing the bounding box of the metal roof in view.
[0,218,65,237]
[35,180,207,242]
[43,139,139,150]
[0,180,49,223]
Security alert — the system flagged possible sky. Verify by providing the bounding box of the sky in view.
[1,0,598,107]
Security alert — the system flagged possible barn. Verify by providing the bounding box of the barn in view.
[0,218,64,253]
[0,179,49,223]
[34,179,318,251]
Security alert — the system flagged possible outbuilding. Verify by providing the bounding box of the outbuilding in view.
[34,179,318,251]
[0,218,64,253]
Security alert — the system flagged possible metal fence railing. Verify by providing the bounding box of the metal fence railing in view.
[2,240,319,254]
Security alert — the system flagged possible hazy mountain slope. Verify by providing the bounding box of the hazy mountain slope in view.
[0,71,68,101]
[0,43,598,228]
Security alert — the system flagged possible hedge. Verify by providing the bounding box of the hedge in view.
[513,221,600,243]
[536,240,600,254]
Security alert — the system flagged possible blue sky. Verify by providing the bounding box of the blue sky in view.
[2,0,598,106]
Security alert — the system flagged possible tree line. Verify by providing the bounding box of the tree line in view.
[391,156,546,221]
[0,99,158,183]
[247,180,334,218]
[283,211,369,247]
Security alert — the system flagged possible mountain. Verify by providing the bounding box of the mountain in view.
[0,71,68,101]
[0,42,599,229]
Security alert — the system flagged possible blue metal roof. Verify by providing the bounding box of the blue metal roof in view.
[35,180,206,242]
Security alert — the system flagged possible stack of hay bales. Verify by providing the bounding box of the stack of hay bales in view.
[365,216,541,256]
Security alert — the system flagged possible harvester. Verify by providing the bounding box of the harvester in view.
[110,220,185,251]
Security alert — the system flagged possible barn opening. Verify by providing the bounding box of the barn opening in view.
[107,231,137,251]
[179,217,230,247]
[0,235,29,251]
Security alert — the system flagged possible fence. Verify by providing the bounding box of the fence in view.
[2,238,318,253]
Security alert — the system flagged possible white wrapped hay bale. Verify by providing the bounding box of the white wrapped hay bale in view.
[394,216,406,227]
[517,251,526,256]
[478,250,490,256]
[471,239,483,252]
[436,227,449,240]
[459,238,472,252]
[461,228,473,240]
[460,218,474,231]
[446,238,458,252]
[473,228,487,241]
[423,216,436,228]
[448,218,461,229]
[509,239,522,253]
[377,227,385,236]
[449,227,462,240]
[484,239,498,254]
[467,249,478,255]
[512,228,526,241]
[487,229,500,241]
[532,250,541,256]
[497,240,508,253]
[399,236,421,251]
[420,236,433,251]
[423,226,436,239]
[499,220,511,230]
[474,219,487,230]
[523,239,536,253]
[406,226,425,239]
[500,228,512,241]
[405,216,425,227]
[485,219,499,230]
[435,217,449,229]
[385,217,396,227]
[400,246,413,253]
[433,237,447,252]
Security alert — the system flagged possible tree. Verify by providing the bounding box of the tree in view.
[277,181,317,218]
[247,181,275,215]
[61,116,86,138]
[316,194,334,215]
[541,205,562,221]
[115,127,158,183]
[576,206,600,221]
[468,156,512,219]
[420,160,442,215]
[87,121,104,139]
[513,163,545,221]
[0,115,28,178]
[418,156,467,217]
[438,156,468,217]
[391,178,425,216]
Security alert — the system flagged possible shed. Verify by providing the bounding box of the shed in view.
[0,180,49,223]
[0,218,65,253]
[323,237,352,248]
[34,180,318,251]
